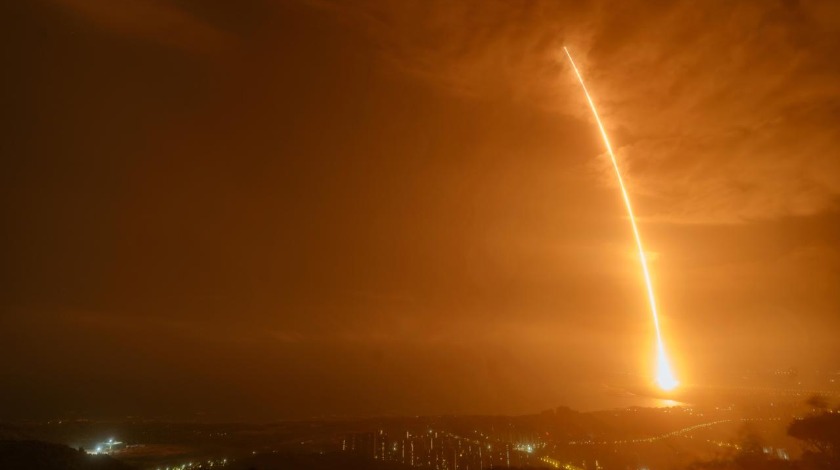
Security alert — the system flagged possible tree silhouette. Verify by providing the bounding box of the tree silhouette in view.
[787,411,840,468]
[805,395,829,411]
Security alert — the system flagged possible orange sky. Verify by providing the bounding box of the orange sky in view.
[2,0,839,420]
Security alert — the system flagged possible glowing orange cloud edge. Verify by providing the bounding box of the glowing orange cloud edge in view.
[563,47,678,392]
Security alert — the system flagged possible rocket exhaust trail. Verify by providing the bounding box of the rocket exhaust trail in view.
[563,47,678,391]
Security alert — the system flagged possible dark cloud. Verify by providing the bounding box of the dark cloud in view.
[50,0,233,54]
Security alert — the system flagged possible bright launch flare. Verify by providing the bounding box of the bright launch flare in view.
[563,47,679,392]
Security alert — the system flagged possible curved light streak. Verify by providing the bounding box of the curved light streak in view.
[563,47,678,391]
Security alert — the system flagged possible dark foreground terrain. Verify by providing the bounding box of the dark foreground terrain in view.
[1,405,838,470]
[0,440,134,470]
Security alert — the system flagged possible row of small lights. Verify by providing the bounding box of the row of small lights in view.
[155,458,228,470]
[567,417,782,446]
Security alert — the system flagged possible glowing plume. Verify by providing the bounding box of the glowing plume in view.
[563,47,678,392]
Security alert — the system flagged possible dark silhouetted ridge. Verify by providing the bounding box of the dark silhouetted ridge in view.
[0,440,136,470]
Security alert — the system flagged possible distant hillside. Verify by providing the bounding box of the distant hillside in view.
[0,440,136,470]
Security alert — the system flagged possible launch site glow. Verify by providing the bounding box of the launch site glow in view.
[563,47,679,392]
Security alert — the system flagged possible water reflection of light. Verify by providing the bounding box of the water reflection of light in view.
[654,398,682,408]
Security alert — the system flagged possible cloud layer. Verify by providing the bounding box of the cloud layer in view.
[314,0,840,223]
